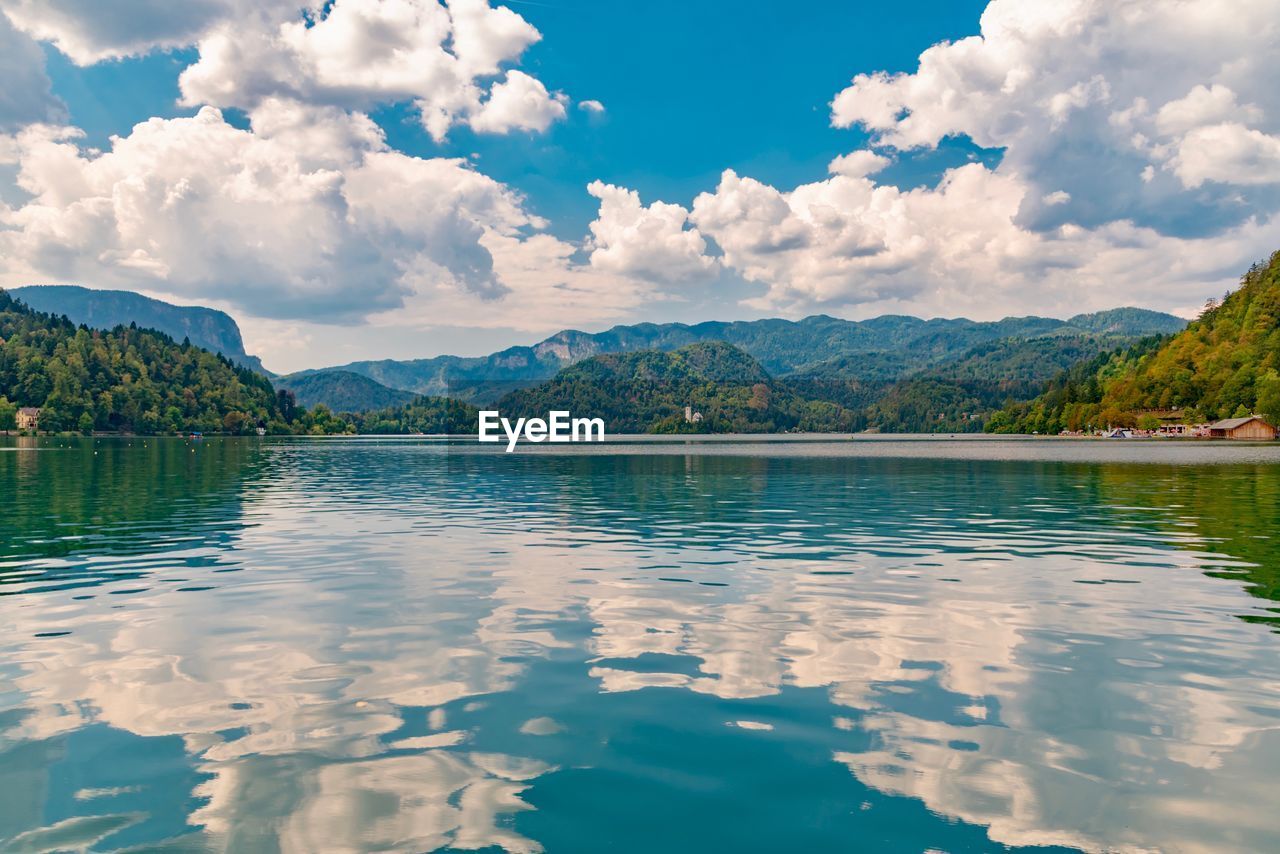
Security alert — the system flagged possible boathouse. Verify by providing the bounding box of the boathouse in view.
[1208,415,1277,440]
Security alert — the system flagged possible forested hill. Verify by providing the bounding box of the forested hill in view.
[788,332,1153,433]
[988,251,1280,433]
[276,370,416,412]
[10,285,269,375]
[495,342,858,433]
[0,290,306,434]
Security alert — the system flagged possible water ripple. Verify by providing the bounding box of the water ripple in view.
[1,436,1279,852]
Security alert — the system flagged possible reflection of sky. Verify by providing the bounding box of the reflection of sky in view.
[2,439,1280,851]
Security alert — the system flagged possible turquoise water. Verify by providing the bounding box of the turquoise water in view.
[3,435,1280,852]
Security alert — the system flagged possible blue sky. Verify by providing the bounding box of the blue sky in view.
[47,1,994,239]
[422,0,995,237]
[1,1,1277,371]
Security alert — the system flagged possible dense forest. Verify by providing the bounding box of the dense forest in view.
[344,396,478,434]
[789,333,1149,433]
[296,324,1214,435]
[988,251,1280,434]
[0,291,347,435]
[495,342,858,433]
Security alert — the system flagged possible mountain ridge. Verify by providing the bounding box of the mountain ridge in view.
[495,341,858,433]
[304,307,1187,402]
[3,284,1190,423]
[0,290,285,433]
[9,285,269,375]
[276,370,416,412]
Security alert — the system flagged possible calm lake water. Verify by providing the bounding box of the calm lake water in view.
[3,435,1280,853]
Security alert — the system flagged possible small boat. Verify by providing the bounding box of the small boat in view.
[190,431,204,440]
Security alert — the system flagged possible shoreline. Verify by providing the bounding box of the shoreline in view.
[5,431,1276,444]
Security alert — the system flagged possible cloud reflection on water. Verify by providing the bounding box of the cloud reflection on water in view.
[2,438,1280,852]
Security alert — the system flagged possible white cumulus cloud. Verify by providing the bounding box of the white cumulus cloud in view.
[1170,122,1280,189]
[679,162,1276,319]
[830,0,1280,237]
[586,181,718,284]
[0,0,659,351]
[0,0,287,64]
[4,0,1280,353]
[828,149,891,178]
[1154,84,1263,138]
[562,0,1278,321]
[2,0,568,142]
[176,0,565,141]
[0,107,573,321]
[468,70,567,135]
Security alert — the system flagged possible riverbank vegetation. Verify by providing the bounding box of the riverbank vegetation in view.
[988,251,1280,434]
[0,291,347,435]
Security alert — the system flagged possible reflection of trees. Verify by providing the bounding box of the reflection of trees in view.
[1,437,266,595]
[445,453,1280,624]
[1088,463,1280,621]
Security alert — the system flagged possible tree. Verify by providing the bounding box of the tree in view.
[276,388,297,421]
[983,409,1016,434]
[1258,372,1280,428]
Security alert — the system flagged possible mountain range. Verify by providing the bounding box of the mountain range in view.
[291,307,1185,410]
[499,341,858,433]
[276,370,416,412]
[5,284,1192,431]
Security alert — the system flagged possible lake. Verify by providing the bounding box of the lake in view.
[2,435,1280,852]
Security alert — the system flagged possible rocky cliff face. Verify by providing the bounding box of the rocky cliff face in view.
[8,285,269,374]
[532,330,606,362]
